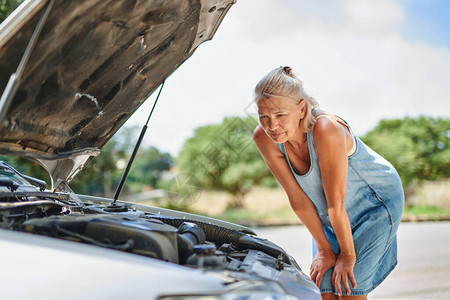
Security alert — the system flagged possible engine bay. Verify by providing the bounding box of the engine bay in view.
[0,160,324,299]
[0,161,294,275]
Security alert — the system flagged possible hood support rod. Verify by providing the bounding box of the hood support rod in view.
[0,0,55,123]
[111,81,165,206]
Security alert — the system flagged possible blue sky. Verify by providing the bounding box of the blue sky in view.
[125,0,450,156]
[401,0,450,47]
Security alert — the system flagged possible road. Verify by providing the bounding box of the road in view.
[255,221,450,299]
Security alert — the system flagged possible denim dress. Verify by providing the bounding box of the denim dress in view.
[277,127,404,295]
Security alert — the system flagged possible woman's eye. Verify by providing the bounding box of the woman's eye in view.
[278,114,285,117]
[259,115,267,119]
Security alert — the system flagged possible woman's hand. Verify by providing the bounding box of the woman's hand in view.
[310,249,336,289]
[332,253,357,296]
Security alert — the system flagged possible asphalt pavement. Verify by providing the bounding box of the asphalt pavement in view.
[255,221,450,299]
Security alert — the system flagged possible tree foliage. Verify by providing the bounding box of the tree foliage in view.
[0,0,23,23]
[362,116,450,198]
[0,126,173,198]
[126,146,173,191]
[0,155,51,187]
[71,126,173,197]
[69,136,127,197]
[177,116,276,208]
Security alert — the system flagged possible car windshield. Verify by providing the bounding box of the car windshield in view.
[0,165,35,189]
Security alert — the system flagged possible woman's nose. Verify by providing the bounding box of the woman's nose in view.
[268,118,278,130]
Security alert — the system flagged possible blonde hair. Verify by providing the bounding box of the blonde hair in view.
[254,66,319,132]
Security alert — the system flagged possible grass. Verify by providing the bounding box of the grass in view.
[213,207,299,226]
[211,203,450,226]
[403,204,450,221]
[404,205,450,215]
[141,181,450,225]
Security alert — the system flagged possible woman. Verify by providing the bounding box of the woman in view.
[253,66,404,299]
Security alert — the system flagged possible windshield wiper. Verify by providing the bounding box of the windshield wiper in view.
[0,161,47,191]
[0,178,19,191]
[0,190,69,201]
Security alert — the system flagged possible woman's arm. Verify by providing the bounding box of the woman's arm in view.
[313,116,357,296]
[253,126,335,288]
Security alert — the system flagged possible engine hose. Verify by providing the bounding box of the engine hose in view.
[148,215,290,264]
[149,215,244,246]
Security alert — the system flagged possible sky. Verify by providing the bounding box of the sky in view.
[124,0,450,156]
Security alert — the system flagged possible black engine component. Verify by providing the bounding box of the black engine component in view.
[22,214,180,263]
[177,222,206,263]
[148,215,290,264]
[0,159,292,274]
[0,178,19,191]
[185,244,227,269]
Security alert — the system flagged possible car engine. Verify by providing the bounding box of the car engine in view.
[0,160,321,299]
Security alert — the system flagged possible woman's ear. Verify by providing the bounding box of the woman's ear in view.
[299,99,306,118]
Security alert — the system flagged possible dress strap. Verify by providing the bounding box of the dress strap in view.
[333,115,357,155]
[315,112,357,156]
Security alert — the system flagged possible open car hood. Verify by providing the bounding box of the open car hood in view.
[0,0,235,189]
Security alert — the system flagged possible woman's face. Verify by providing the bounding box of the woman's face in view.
[257,96,304,143]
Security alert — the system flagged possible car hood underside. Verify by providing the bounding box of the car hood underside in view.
[0,0,234,188]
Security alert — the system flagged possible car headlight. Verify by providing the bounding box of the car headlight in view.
[158,280,298,300]
[159,293,298,300]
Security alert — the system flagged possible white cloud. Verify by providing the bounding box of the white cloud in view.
[227,0,345,39]
[343,0,405,35]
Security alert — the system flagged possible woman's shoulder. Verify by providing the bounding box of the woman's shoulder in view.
[312,112,350,149]
[253,125,269,148]
[313,112,343,137]
[313,112,356,156]
[253,125,278,146]
[253,124,266,141]
[253,125,284,157]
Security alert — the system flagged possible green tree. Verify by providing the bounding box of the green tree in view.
[126,146,173,191]
[69,137,127,197]
[71,125,173,197]
[177,116,275,208]
[0,0,23,23]
[1,124,172,197]
[362,116,450,201]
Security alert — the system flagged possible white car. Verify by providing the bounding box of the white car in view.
[0,1,321,299]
